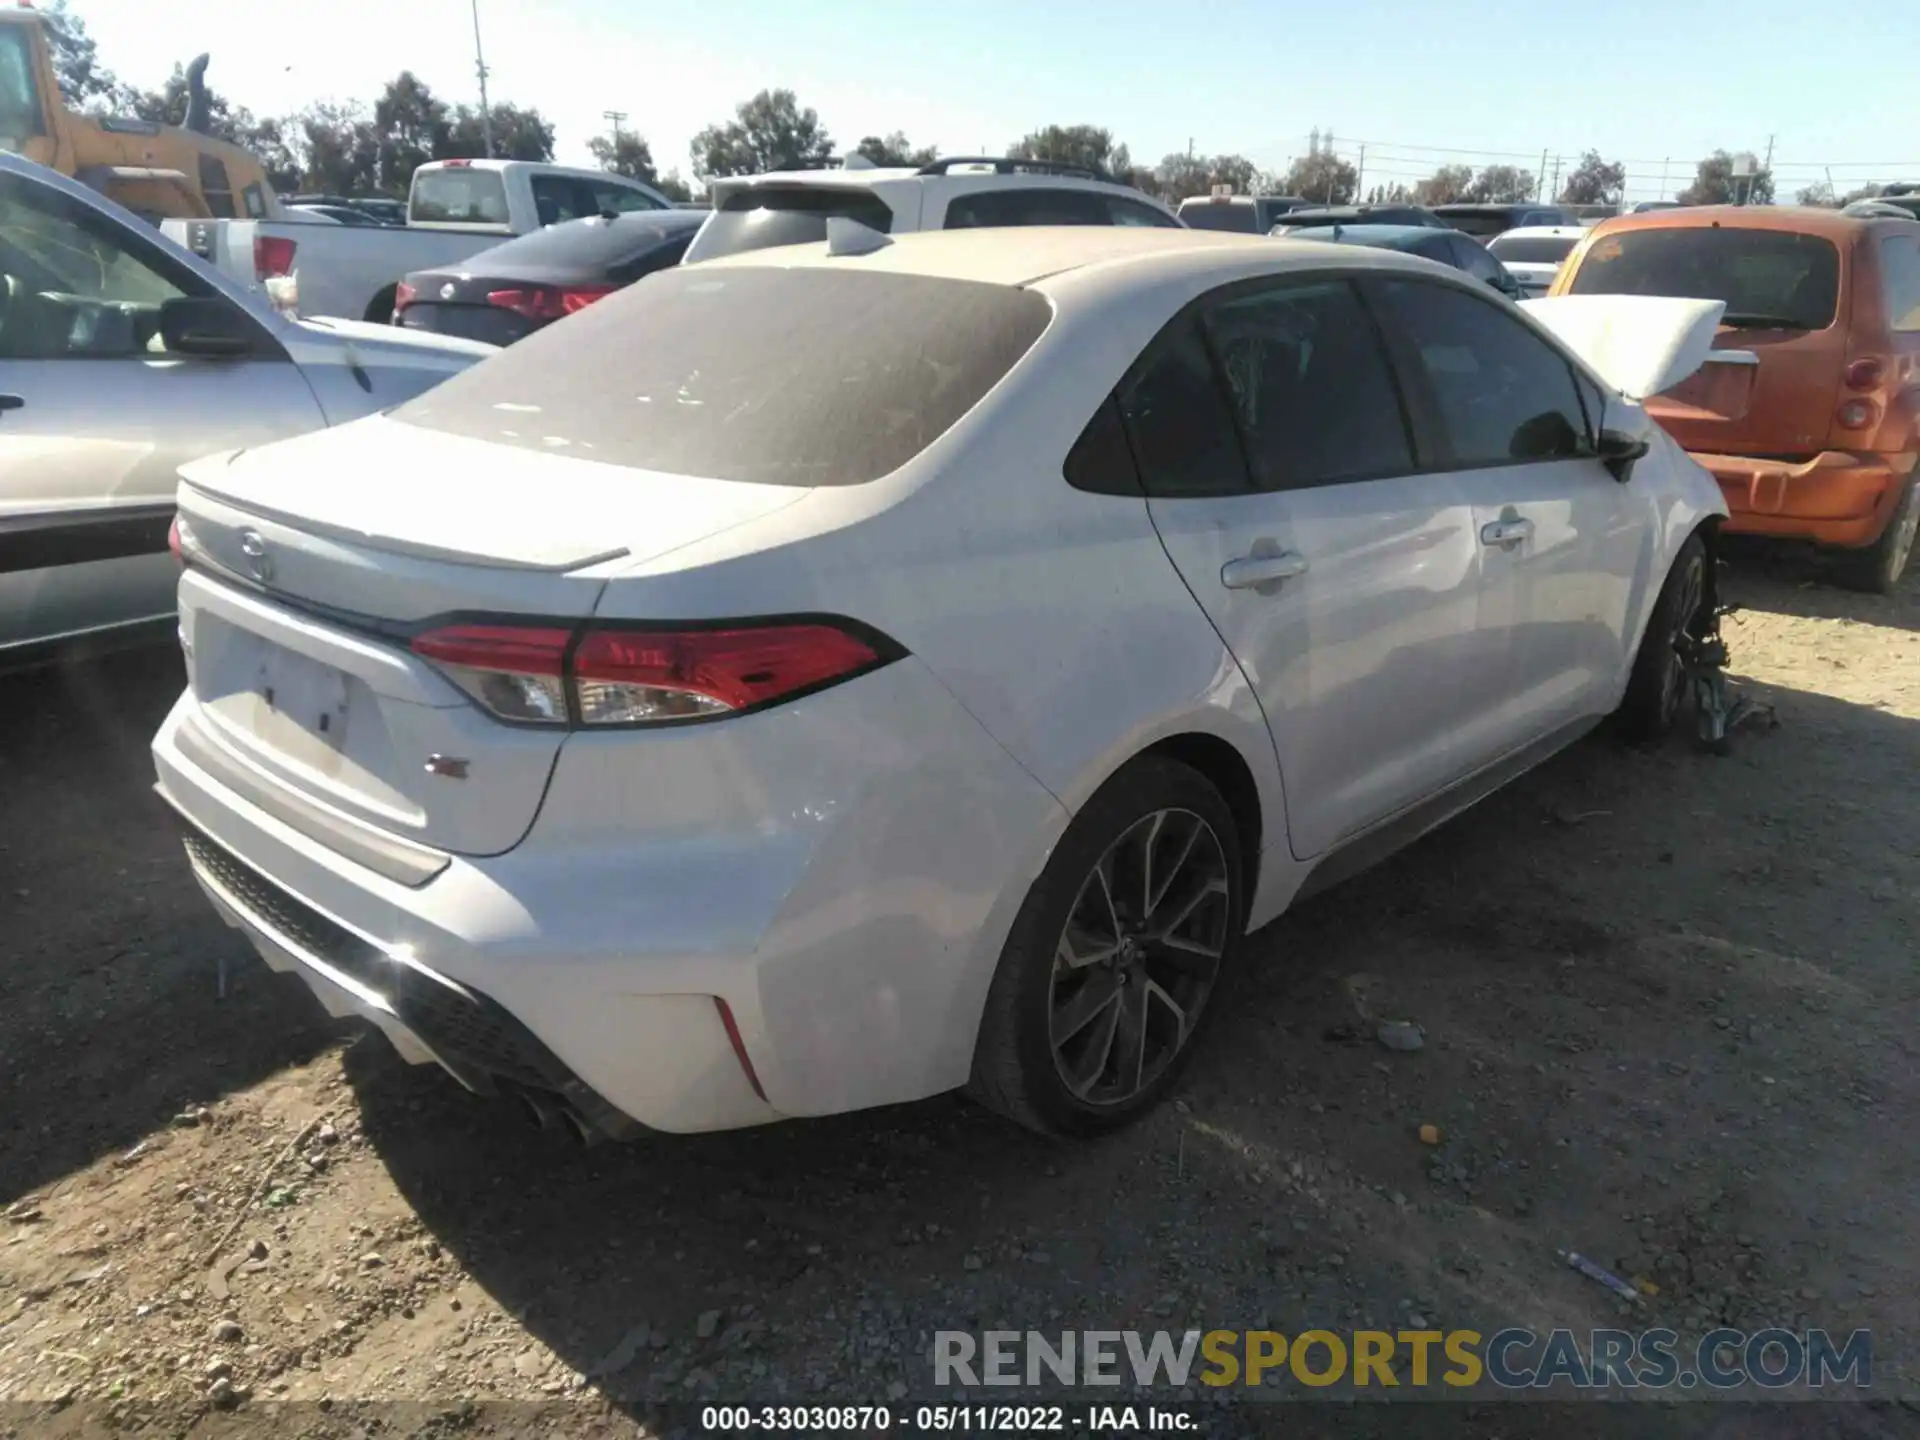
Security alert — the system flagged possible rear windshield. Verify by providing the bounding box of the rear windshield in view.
[1489,235,1577,264]
[1178,203,1257,233]
[683,186,895,264]
[1569,227,1841,330]
[1438,210,1512,237]
[411,168,510,226]
[392,266,1052,486]
[468,213,696,271]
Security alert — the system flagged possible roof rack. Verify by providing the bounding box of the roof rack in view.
[916,155,1109,182]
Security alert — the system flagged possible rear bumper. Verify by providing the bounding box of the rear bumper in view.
[151,657,1067,1136]
[1691,449,1915,548]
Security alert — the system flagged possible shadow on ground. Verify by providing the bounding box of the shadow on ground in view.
[0,648,341,1204]
[338,676,1917,1411]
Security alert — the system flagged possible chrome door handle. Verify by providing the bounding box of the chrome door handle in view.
[1480,517,1534,550]
[1221,550,1310,590]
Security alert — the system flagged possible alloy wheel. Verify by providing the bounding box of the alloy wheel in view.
[1048,808,1231,1107]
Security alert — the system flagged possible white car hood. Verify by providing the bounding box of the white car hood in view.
[177,413,807,573]
[1519,294,1729,400]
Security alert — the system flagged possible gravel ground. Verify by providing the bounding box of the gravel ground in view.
[2,549,1916,1438]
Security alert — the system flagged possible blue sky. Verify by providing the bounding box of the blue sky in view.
[73,0,1920,200]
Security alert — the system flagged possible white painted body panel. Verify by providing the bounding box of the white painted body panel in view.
[153,227,1730,1133]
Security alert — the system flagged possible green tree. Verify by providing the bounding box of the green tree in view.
[1797,182,1838,207]
[41,0,118,108]
[1152,151,1259,203]
[1468,164,1536,203]
[691,88,834,178]
[654,171,695,203]
[371,72,449,191]
[854,131,937,167]
[442,103,554,163]
[588,131,658,182]
[1413,164,1473,205]
[1009,124,1129,177]
[1678,150,1774,206]
[297,101,381,194]
[1284,151,1358,204]
[1558,150,1626,206]
[1367,182,1413,203]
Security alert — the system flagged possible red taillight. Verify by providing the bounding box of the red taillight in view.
[441,159,471,167]
[394,280,417,314]
[409,620,890,726]
[1836,398,1876,430]
[167,515,183,565]
[410,624,573,724]
[485,285,617,321]
[254,234,297,279]
[1844,357,1886,391]
[713,998,767,1101]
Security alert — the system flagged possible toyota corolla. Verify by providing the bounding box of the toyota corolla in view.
[153,226,1729,1140]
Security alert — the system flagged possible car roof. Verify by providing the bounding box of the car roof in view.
[1586,204,1910,240]
[720,165,1150,201]
[1491,225,1587,241]
[1434,202,1563,215]
[1304,223,1444,245]
[694,224,1443,291]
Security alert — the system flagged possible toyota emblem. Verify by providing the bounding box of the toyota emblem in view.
[238,529,273,584]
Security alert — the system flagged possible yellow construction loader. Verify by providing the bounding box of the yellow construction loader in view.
[0,1,277,222]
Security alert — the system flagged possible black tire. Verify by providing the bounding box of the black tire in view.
[1832,477,1918,595]
[967,755,1245,1137]
[1618,532,1708,742]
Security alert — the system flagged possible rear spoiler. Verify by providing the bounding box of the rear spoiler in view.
[1518,295,1754,400]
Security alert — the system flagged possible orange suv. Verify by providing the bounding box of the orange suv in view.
[1552,206,1920,591]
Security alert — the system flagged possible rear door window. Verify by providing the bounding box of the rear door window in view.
[683,186,895,263]
[1878,233,1920,332]
[1489,235,1577,264]
[944,188,1109,228]
[410,167,510,225]
[0,24,46,138]
[1106,196,1181,228]
[1203,279,1415,490]
[392,267,1050,486]
[1113,314,1251,497]
[1568,226,1841,330]
[590,179,664,214]
[1373,277,1594,467]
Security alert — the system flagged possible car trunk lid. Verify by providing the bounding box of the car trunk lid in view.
[171,416,807,858]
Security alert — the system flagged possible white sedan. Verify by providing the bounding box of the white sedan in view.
[153,226,1727,1141]
[1486,224,1589,297]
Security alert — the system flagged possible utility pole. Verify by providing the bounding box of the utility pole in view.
[1658,156,1669,203]
[1762,133,1775,203]
[1549,154,1561,203]
[1187,136,1194,161]
[1537,149,1548,201]
[1354,143,1365,201]
[470,0,495,158]
[603,110,628,146]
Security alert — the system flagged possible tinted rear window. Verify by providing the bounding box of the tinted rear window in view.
[1488,235,1576,264]
[683,186,894,264]
[1179,203,1257,233]
[393,267,1051,486]
[1438,210,1510,237]
[468,213,697,272]
[411,168,510,225]
[1569,227,1841,330]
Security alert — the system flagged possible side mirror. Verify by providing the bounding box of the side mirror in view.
[159,295,256,358]
[1597,427,1652,482]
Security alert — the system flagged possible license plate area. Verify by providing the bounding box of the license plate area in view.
[230,630,353,764]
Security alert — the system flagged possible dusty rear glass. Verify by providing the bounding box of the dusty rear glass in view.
[465,212,698,273]
[1179,202,1258,233]
[392,266,1052,486]
[683,186,895,264]
[1569,226,1841,330]
[1489,235,1578,264]
[410,168,511,226]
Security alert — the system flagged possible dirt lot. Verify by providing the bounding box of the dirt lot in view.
[2,550,1916,1437]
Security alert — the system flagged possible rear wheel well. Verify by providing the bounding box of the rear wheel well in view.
[1140,733,1264,897]
[366,284,398,324]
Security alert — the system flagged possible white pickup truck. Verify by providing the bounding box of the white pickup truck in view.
[162,159,675,323]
